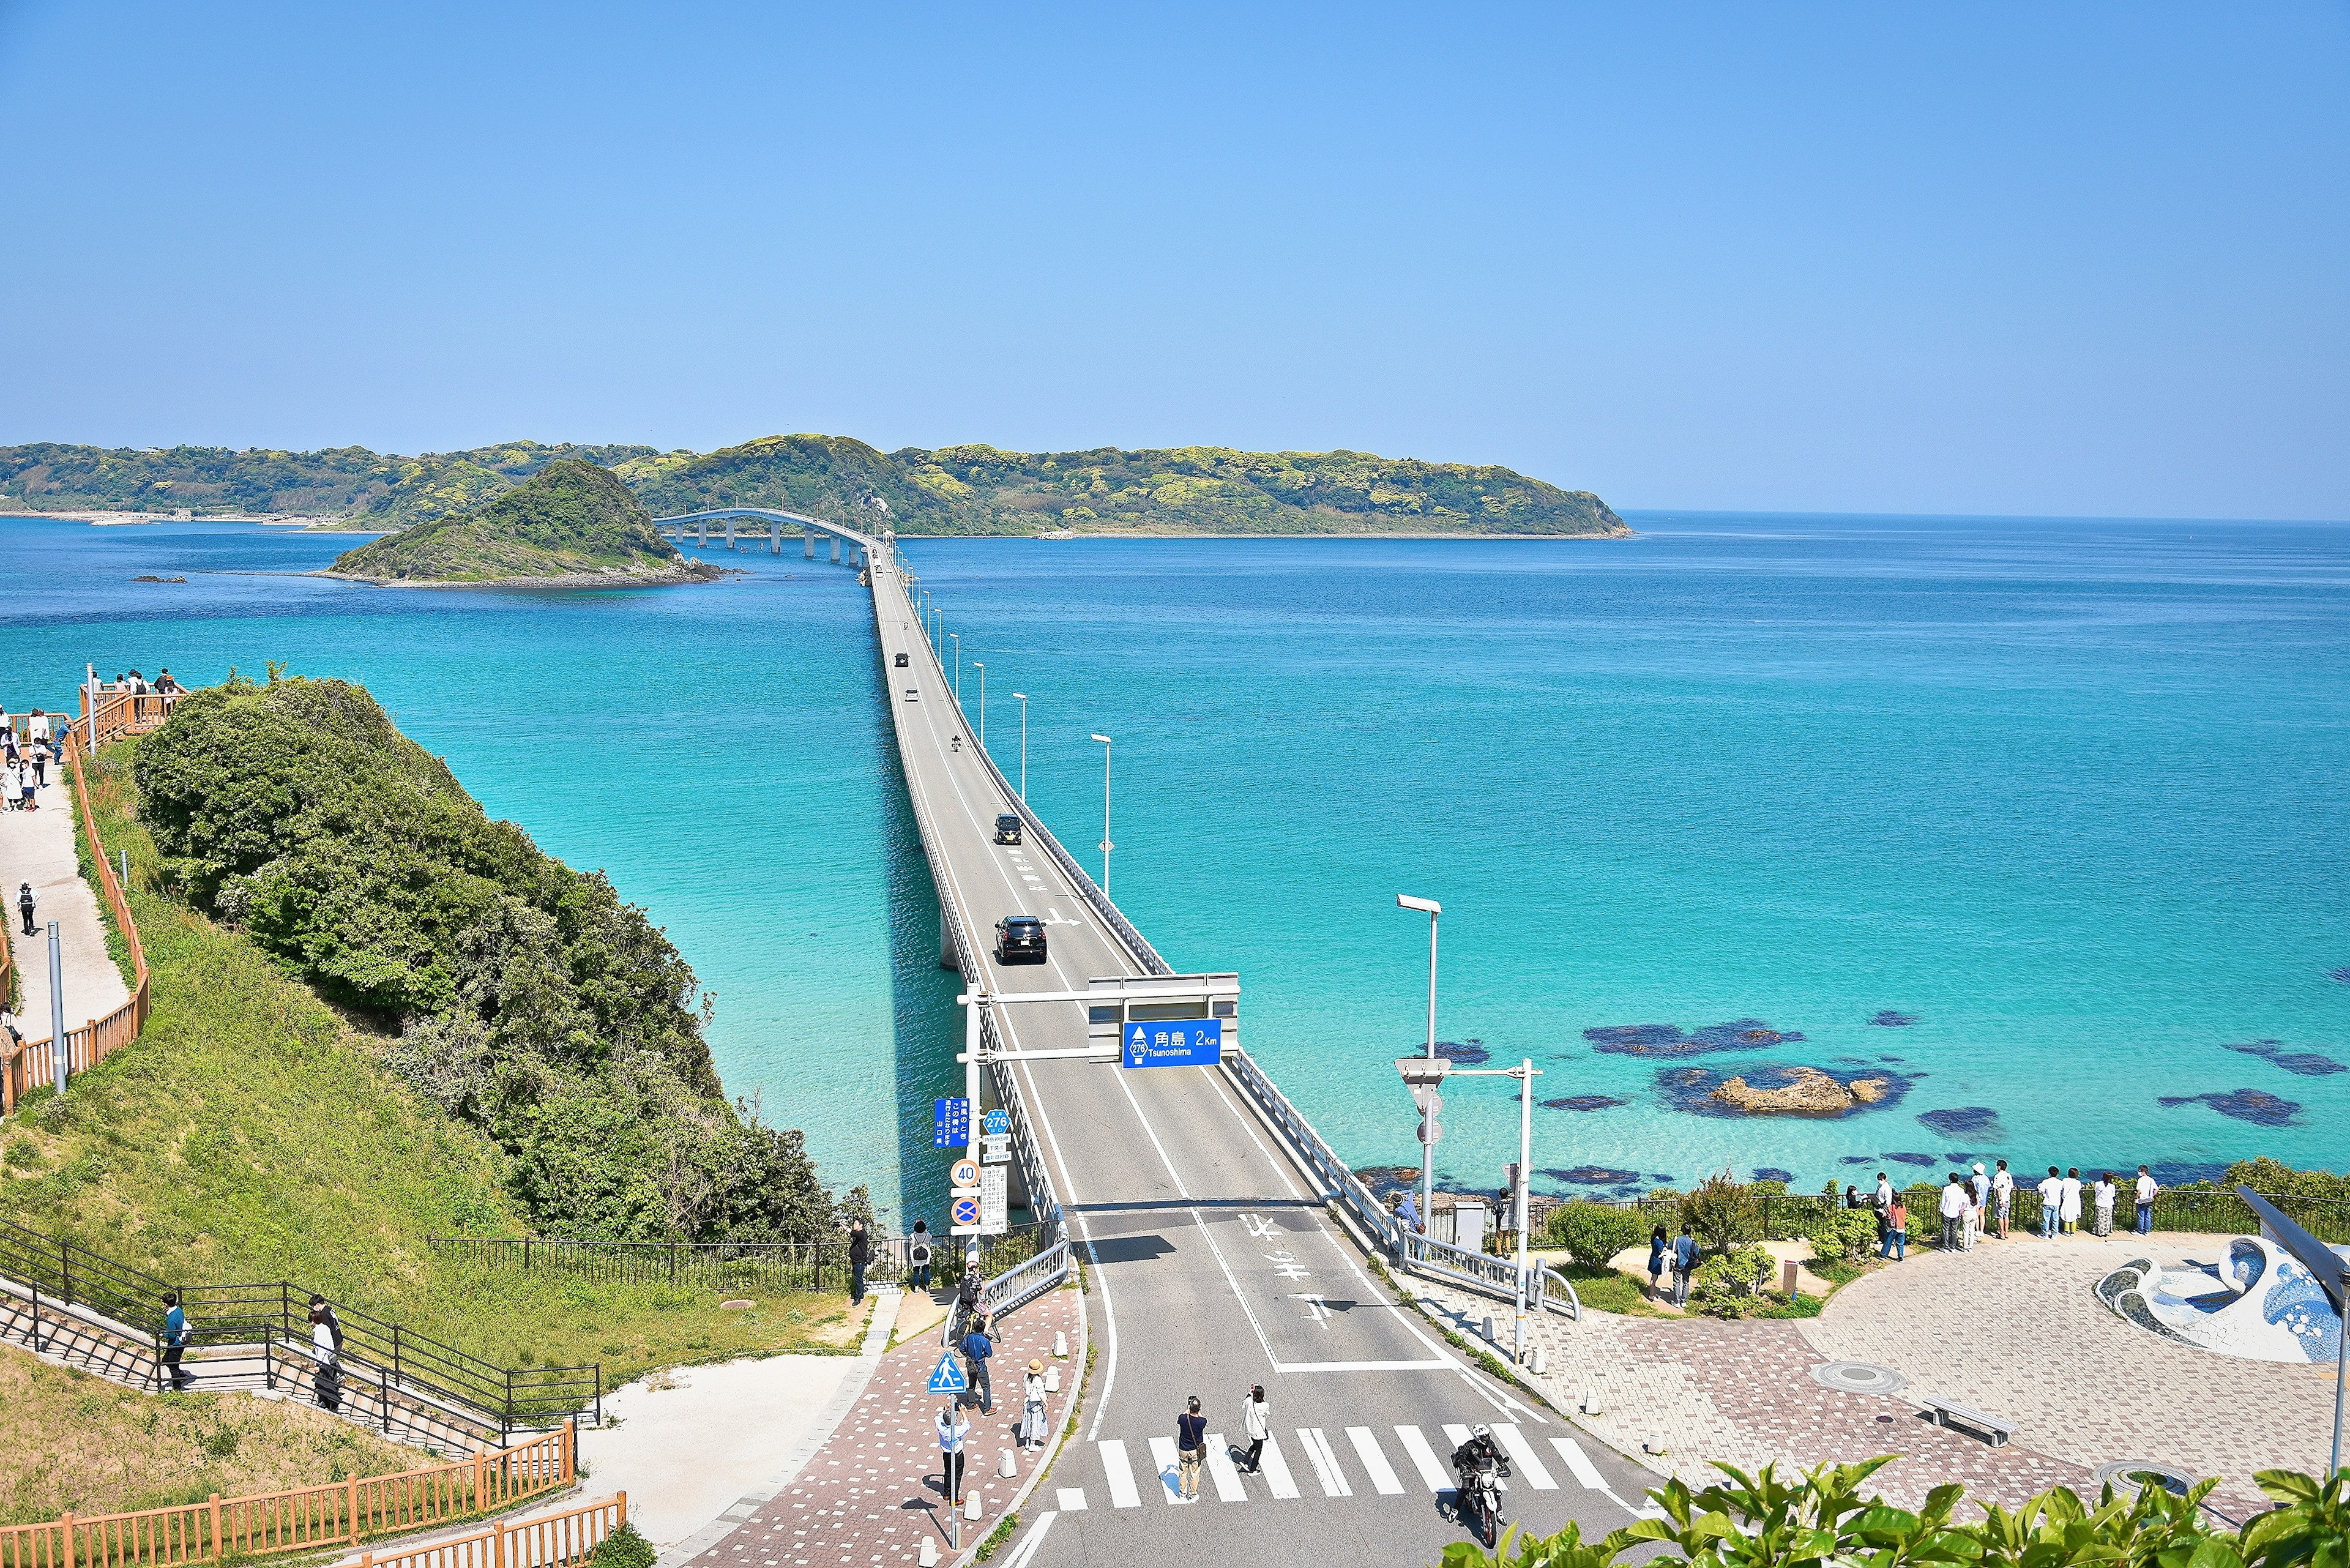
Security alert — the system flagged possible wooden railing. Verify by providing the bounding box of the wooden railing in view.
[352,1493,623,1568]
[0,1427,576,1568]
[77,689,181,752]
[1,740,152,1114]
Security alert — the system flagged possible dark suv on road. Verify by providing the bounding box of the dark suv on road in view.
[894,651,909,668]
[996,916,1047,965]
[995,813,1023,845]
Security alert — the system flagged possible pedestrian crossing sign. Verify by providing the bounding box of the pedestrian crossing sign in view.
[926,1352,968,1395]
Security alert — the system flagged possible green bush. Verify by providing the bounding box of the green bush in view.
[1688,1244,1775,1318]
[1801,1208,1878,1266]
[1438,1457,2350,1568]
[1679,1171,1762,1254]
[1546,1202,1651,1270]
[587,1521,656,1568]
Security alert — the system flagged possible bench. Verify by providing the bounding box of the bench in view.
[1919,1394,2014,1447]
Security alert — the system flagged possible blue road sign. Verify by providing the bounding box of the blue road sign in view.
[983,1108,1009,1137]
[1121,1018,1222,1069]
[927,1352,969,1395]
[933,1097,971,1149]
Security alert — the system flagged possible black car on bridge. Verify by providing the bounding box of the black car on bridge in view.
[995,813,1023,845]
[995,916,1047,965]
[894,651,909,668]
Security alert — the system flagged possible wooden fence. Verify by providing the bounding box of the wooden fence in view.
[0,1425,575,1568]
[352,1494,624,1568]
[1,737,152,1114]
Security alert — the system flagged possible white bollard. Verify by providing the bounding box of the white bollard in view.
[1581,1384,1600,1415]
[1053,1331,1068,1359]
[1528,1346,1547,1375]
[919,1541,939,1567]
[1482,1315,1497,1343]
[998,1448,1018,1479]
[1044,1366,1060,1394]
[964,1489,983,1521]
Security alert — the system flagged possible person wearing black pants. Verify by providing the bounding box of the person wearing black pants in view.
[847,1220,870,1306]
[1241,1385,1270,1473]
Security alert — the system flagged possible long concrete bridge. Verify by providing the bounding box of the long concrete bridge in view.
[655,510,1652,1567]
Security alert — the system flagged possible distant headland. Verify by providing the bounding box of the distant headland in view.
[323,459,718,587]
[0,434,1628,540]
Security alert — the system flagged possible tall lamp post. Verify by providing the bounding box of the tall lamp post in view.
[1090,733,1114,897]
[973,663,985,747]
[950,633,960,706]
[1010,695,1029,800]
[1397,895,1441,1230]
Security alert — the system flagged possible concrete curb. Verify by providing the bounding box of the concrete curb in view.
[655,1288,901,1566]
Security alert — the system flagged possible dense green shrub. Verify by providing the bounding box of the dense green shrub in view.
[1546,1202,1651,1270]
[1801,1208,1878,1266]
[134,673,856,1241]
[1680,1171,1762,1254]
[1438,1457,2349,1568]
[587,1522,656,1568]
[1688,1244,1775,1318]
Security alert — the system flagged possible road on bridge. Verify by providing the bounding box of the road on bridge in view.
[864,543,1657,1567]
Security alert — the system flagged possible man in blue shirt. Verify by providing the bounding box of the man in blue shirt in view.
[1396,1192,1422,1236]
[162,1291,193,1390]
[1670,1226,1698,1308]
[960,1318,994,1415]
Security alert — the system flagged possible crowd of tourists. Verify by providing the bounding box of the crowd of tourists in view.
[0,709,68,813]
[1863,1160,2163,1257]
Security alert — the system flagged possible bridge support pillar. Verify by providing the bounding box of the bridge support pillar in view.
[831,537,841,565]
[939,908,961,973]
[697,519,707,547]
[725,518,736,550]
[771,520,781,554]
[805,530,816,560]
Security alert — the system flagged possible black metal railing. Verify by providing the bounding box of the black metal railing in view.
[430,1226,1051,1293]
[0,1214,597,1438]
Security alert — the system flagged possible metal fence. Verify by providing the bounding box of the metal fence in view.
[1547,1186,2350,1249]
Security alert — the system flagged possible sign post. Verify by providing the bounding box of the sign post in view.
[926,1353,969,1553]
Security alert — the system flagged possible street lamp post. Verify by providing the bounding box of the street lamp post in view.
[1010,695,1029,800]
[950,633,960,705]
[1090,733,1114,897]
[973,663,985,747]
[1397,895,1441,1228]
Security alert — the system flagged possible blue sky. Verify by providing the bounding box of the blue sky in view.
[2,3,2344,518]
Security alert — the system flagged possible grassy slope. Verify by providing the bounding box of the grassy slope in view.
[0,1347,415,1523]
[328,461,693,581]
[1,749,859,1385]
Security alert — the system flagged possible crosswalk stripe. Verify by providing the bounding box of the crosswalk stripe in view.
[1442,1423,1473,1450]
[1256,1433,1301,1500]
[1394,1425,1450,1493]
[1345,1427,1405,1495]
[1204,1433,1248,1502]
[1146,1436,1192,1504]
[1492,1424,1559,1490]
[1099,1439,1142,1509]
[1296,1427,1351,1498]
[1054,1487,1088,1511]
[1550,1435,1608,1491]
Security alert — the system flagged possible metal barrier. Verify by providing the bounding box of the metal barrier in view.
[1535,1264,1581,1321]
[984,1241,1071,1318]
[1220,1045,1403,1255]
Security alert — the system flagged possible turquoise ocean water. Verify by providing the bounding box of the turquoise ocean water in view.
[3,513,2344,1219]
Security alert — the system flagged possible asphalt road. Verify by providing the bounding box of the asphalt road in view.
[865,546,1660,1567]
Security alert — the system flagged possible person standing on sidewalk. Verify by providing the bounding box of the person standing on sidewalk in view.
[17,882,34,937]
[162,1292,194,1391]
[2135,1165,2159,1235]
[2037,1167,2064,1239]
[1020,1359,1048,1451]
[960,1316,994,1416]
[847,1219,871,1306]
[1881,1195,1907,1261]
[2060,1168,2084,1235]
[936,1403,970,1507]
[1992,1160,2014,1239]
[1175,1396,1209,1501]
[2093,1171,2117,1236]
[1938,1173,1966,1252]
[1240,1385,1270,1474]
[909,1220,933,1292]
[1669,1225,1698,1307]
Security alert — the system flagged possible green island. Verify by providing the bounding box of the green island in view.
[1,435,1627,539]
[324,460,716,586]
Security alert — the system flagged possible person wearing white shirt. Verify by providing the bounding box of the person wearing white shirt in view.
[2059,1168,2084,1234]
[2036,1167,2064,1239]
[1938,1174,1968,1252]
[1874,1173,1893,1214]
[936,1404,971,1505]
[2135,1165,2158,1236]
[2093,1172,2118,1236]
[1991,1160,2015,1240]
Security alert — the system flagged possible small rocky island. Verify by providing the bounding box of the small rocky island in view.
[325,460,719,587]
[1712,1065,1894,1116]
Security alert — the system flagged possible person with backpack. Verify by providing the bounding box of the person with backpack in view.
[162,1292,194,1390]
[936,1403,970,1506]
[17,882,35,937]
[1175,1395,1209,1501]
[960,1316,994,1415]
[909,1220,933,1292]
[1240,1385,1270,1474]
[308,1295,345,1411]
[1881,1195,1908,1261]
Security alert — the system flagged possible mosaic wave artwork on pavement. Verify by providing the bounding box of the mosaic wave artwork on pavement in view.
[2155,1088,2302,1127]
[1541,1094,1628,1112]
[1869,1010,1920,1027]
[1654,1061,1919,1119]
[2221,1039,2344,1077]
[1917,1106,2004,1138]
[1583,1018,1807,1058]
[2099,1236,2348,1363]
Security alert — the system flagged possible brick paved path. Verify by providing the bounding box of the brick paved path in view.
[679,1286,1083,1568]
[1412,1231,2334,1523]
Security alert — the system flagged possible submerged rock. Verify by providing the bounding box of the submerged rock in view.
[2157,1089,2302,1127]
[1540,1094,1627,1112]
[1917,1106,2003,1138]
[2223,1039,2344,1078]
[1586,1018,1805,1058]
[1869,1010,1919,1027]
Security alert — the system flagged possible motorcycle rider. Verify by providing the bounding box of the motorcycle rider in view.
[1451,1424,1510,1529]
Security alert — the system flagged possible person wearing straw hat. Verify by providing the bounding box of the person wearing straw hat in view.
[1020,1359,1048,1450]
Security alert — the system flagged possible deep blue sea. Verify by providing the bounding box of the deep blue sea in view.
[4,513,2345,1220]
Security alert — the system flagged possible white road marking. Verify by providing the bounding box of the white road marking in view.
[1551,1434,1608,1491]
[1345,1427,1405,1495]
[1296,1427,1351,1498]
[1492,1424,1558,1490]
[1276,1358,1453,1372]
[1147,1435,1192,1504]
[1099,1439,1142,1509]
[1054,1487,1087,1511]
[1395,1425,1450,1492]
[999,1510,1057,1568]
[1442,1424,1473,1449]
[1256,1433,1301,1499]
[1204,1432,1247,1501]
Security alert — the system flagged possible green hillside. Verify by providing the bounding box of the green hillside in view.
[327,460,708,583]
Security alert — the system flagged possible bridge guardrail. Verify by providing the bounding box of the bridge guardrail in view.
[1221,1045,1403,1257]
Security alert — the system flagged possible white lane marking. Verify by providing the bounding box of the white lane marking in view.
[1442,1424,1473,1449]
[1146,1435,1192,1504]
[1275,1359,1453,1372]
[1256,1433,1301,1499]
[1296,1427,1351,1498]
[1099,1439,1142,1509]
[1550,1436,1660,1518]
[1395,1425,1450,1493]
[1054,1487,1087,1511]
[1345,1427,1405,1495]
[1204,1432,1247,1502]
[1000,1510,1058,1568]
[1194,1067,1304,1200]
[1007,1050,1117,1438]
[1492,1424,1558,1490]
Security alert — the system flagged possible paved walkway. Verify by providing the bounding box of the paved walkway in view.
[676,1285,1083,1568]
[1,755,130,1039]
[1408,1228,2332,1522]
